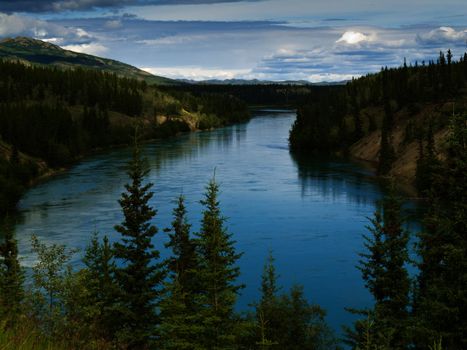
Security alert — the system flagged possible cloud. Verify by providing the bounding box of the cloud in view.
[61,42,108,55]
[416,26,467,45]
[141,66,251,80]
[0,0,267,13]
[0,12,91,42]
[336,31,370,45]
[0,12,108,57]
[104,19,122,29]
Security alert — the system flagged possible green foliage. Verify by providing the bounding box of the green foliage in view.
[194,178,243,349]
[113,142,164,349]
[159,195,201,349]
[414,113,467,349]
[346,188,410,349]
[29,235,76,336]
[253,252,338,350]
[0,59,251,213]
[0,218,24,324]
[289,51,467,166]
[66,233,119,345]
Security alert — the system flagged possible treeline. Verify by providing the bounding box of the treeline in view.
[162,84,328,107]
[289,51,467,165]
[0,144,337,350]
[0,60,250,214]
[344,112,467,349]
[0,114,465,349]
[160,89,250,128]
[0,60,145,116]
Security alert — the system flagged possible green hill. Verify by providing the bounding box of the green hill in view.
[289,51,467,191]
[0,36,176,85]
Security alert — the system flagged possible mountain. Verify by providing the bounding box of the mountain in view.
[179,78,349,86]
[0,37,176,85]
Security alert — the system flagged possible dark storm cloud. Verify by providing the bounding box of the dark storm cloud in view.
[0,0,266,13]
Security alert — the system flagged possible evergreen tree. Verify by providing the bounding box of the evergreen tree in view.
[113,141,164,349]
[159,195,201,349]
[194,178,243,349]
[165,195,198,305]
[80,233,119,343]
[347,188,410,349]
[0,218,24,325]
[255,250,280,348]
[254,252,337,350]
[414,113,467,349]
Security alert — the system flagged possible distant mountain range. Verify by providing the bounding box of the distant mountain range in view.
[0,37,176,85]
[0,37,348,87]
[179,78,348,86]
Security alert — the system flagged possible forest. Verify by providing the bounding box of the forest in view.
[289,51,467,186]
[0,51,466,349]
[0,60,250,214]
[0,107,466,349]
[0,142,340,350]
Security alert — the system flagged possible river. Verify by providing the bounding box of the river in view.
[14,109,420,334]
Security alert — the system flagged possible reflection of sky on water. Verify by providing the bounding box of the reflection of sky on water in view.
[12,110,422,334]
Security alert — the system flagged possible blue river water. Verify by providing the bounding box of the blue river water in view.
[14,109,420,334]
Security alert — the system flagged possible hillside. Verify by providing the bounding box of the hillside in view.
[289,51,467,191]
[0,58,250,214]
[0,37,176,85]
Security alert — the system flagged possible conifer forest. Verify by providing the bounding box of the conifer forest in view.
[0,1,467,349]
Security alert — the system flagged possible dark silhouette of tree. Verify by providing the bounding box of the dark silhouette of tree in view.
[113,140,164,349]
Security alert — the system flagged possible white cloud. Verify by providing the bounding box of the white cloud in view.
[336,31,370,45]
[141,66,251,80]
[0,12,93,43]
[416,26,467,45]
[61,43,108,55]
[105,20,122,29]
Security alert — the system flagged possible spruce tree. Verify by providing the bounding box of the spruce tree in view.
[113,141,164,349]
[165,195,198,305]
[159,195,201,349]
[415,113,467,349]
[255,250,280,348]
[349,188,410,348]
[0,218,24,325]
[194,178,243,349]
[81,233,119,343]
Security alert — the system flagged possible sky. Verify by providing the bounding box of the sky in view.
[0,0,466,82]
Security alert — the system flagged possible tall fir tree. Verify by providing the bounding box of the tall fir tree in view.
[113,140,164,349]
[414,113,467,349]
[0,217,24,325]
[165,195,198,305]
[159,195,201,349]
[255,250,280,348]
[194,178,243,349]
[347,188,410,349]
[80,233,119,343]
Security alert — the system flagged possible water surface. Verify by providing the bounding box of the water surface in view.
[15,109,417,332]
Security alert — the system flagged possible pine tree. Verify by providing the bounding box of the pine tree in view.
[255,251,280,348]
[159,195,201,349]
[113,141,164,349]
[165,195,198,305]
[81,233,119,343]
[349,188,410,348]
[414,113,467,349]
[254,252,336,350]
[194,178,243,349]
[0,218,24,325]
